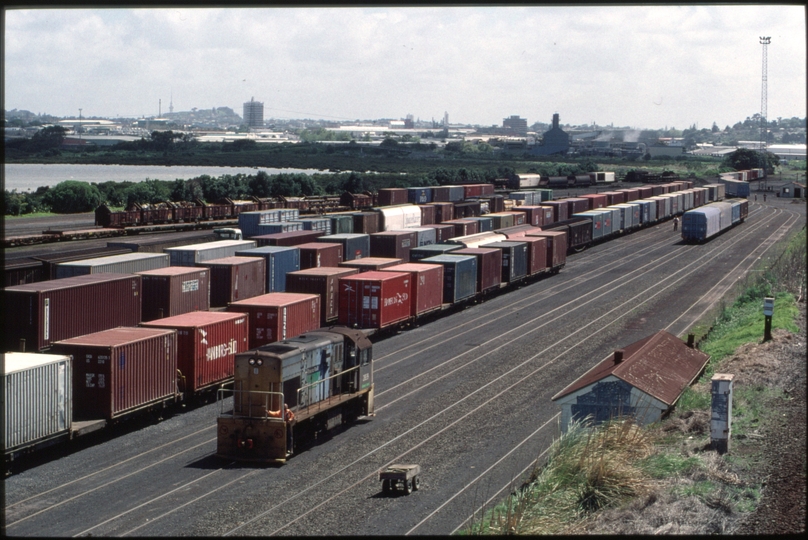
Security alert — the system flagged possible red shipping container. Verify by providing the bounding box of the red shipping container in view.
[227,292,321,349]
[370,231,417,259]
[297,242,343,269]
[579,193,608,210]
[197,256,265,308]
[565,198,590,215]
[617,188,641,201]
[600,191,626,205]
[443,219,478,237]
[428,202,454,223]
[381,263,444,317]
[422,223,456,242]
[540,201,568,222]
[527,231,567,269]
[451,247,502,293]
[338,271,412,329]
[137,266,210,322]
[377,188,409,206]
[638,186,654,198]
[141,311,248,393]
[352,212,381,234]
[418,204,436,225]
[521,236,548,276]
[49,327,177,420]
[285,267,359,325]
[253,230,324,247]
[515,206,553,227]
[339,257,403,273]
[5,273,143,353]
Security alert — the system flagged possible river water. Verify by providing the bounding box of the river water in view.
[3,164,328,192]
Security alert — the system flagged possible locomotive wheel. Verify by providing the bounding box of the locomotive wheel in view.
[404,478,413,494]
[382,479,391,495]
[412,475,420,491]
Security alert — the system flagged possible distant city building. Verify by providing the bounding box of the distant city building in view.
[243,97,264,128]
[503,115,528,137]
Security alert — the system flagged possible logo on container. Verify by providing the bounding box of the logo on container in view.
[383,293,409,307]
[206,338,238,361]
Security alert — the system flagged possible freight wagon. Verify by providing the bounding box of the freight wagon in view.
[681,199,748,242]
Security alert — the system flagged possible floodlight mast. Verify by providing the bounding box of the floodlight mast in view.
[759,36,770,188]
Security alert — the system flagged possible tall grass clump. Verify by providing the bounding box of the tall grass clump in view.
[466,417,655,535]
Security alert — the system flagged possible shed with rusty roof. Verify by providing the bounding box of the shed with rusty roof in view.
[552,330,710,432]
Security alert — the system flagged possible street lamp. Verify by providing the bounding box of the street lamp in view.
[78,108,82,140]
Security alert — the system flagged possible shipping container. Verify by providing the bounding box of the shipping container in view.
[4,352,72,456]
[227,292,321,348]
[509,191,538,206]
[465,216,494,232]
[165,240,257,267]
[235,246,300,293]
[451,247,502,293]
[329,214,354,235]
[418,204,436,225]
[541,200,569,222]
[253,230,324,247]
[519,236,549,276]
[421,223,456,243]
[55,252,169,279]
[256,222,304,235]
[238,209,301,238]
[137,266,210,322]
[316,234,370,261]
[564,198,590,215]
[484,241,528,283]
[572,211,604,240]
[377,188,409,207]
[453,200,482,219]
[376,205,422,231]
[407,187,433,204]
[197,256,266,308]
[463,184,495,198]
[285,267,359,325]
[141,311,249,393]
[49,327,178,421]
[409,244,463,262]
[338,257,403,272]
[293,217,332,236]
[495,224,543,239]
[513,206,552,227]
[427,202,454,223]
[5,273,143,353]
[381,263,444,317]
[352,212,381,234]
[370,230,417,260]
[442,219,479,237]
[681,206,722,241]
[579,193,608,210]
[420,254,478,303]
[297,242,344,269]
[600,191,626,206]
[527,231,567,269]
[432,185,465,202]
[390,227,437,247]
[447,231,508,249]
[338,271,412,329]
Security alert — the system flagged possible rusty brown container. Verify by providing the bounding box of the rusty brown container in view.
[338,271,412,329]
[600,191,626,205]
[617,188,641,201]
[515,206,554,227]
[528,231,567,269]
[451,247,502,293]
[370,230,417,260]
[141,311,248,393]
[541,201,569,222]
[418,204,436,225]
[137,266,210,322]
[297,242,343,269]
[339,257,403,272]
[422,223,456,243]
[565,198,590,215]
[521,236,548,276]
[4,273,143,353]
[443,219,479,237]
[49,327,177,421]
[285,267,359,325]
[197,256,266,308]
[382,263,444,316]
[638,186,654,198]
[427,202,454,223]
[352,212,381,234]
[253,230,324,247]
[377,188,409,206]
[227,292,321,349]
[453,200,482,219]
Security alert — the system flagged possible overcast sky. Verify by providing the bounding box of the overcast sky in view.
[4,5,806,130]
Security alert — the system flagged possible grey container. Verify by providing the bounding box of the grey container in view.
[484,241,528,282]
[407,187,433,204]
[572,212,604,240]
[164,240,257,267]
[329,214,355,235]
[390,227,437,247]
[420,254,478,304]
[293,217,332,236]
[235,246,300,292]
[409,243,463,262]
[55,252,169,278]
[3,352,72,455]
[465,216,494,232]
[238,210,300,238]
[257,222,303,235]
[316,233,370,261]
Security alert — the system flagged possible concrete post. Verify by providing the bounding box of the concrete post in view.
[710,374,734,454]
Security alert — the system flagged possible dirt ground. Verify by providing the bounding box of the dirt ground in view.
[570,304,806,535]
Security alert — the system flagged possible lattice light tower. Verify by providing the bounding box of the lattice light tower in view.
[759,36,771,175]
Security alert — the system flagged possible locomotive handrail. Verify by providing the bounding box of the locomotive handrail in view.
[295,364,364,414]
[216,388,286,419]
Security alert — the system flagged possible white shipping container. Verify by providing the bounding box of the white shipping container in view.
[377,205,422,230]
[164,240,257,266]
[4,352,72,454]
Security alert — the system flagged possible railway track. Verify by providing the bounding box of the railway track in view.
[3,201,802,536]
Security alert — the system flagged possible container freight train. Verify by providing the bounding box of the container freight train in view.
[215,326,373,463]
[680,199,749,242]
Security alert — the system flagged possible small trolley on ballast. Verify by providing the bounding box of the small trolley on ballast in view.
[379,464,421,495]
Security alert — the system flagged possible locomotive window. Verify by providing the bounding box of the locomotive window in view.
[283,377,300,408]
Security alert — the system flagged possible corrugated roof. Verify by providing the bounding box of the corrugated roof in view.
[552,330,709,406]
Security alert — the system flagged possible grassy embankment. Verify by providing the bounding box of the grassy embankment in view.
[462,225,805,535]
